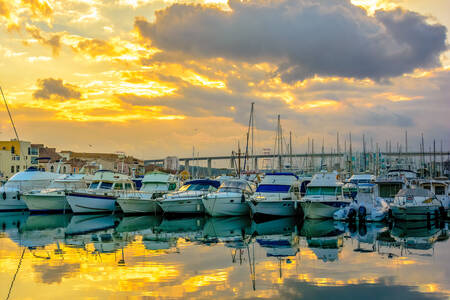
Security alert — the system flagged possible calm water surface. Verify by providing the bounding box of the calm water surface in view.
[0,212,448,299]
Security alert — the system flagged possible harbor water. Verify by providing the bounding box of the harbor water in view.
[0,213,448,299]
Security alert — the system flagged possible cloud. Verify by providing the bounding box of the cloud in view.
[135,0,447,83]
[22,0,53,23]
[72,38,121,58]
[25,24,62,55]
[33,78,82,100]
[0,0,10,17]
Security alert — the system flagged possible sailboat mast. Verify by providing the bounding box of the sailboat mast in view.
[289,131,293,169]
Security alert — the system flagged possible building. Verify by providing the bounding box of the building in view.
[0,139,36,180]
[164,156,179,171]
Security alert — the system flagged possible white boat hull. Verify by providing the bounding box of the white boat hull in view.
[117,198,162,214]
[22,193,70,212]
[391,205,441,221]
[0,189,28,211]
[159,198,205,214]
[67,193,117,214]
[248,200,298,217]
[202,196,249,217]
[301,201,348,219]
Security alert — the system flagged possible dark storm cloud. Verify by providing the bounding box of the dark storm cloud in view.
[135,0,447,83]
[33,78,81,100]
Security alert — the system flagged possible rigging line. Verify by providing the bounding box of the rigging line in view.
[1,86,27,168]
[0,86,20,142]
[6,247,26,300]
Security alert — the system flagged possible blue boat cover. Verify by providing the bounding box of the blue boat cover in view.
[256,184,291,193]
[186,179,221,188]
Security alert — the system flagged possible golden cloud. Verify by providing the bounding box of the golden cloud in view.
[25,24,61,55]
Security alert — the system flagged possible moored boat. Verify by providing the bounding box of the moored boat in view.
[334,183,389,222]
[22,174,88,213]
[158,179,220,215]
[0,168,62,211]
[202,179,256,217]
[66,170,135,214]
[390,188,443,221]
[300,171,350,219]
[248,173,301,217]
[117,171,178,214]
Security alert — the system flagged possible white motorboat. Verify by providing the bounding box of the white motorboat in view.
[247,173,301,217]
[390,188,443,221]
[66,170,135,214]
[22,174,88,213]
[300,171,350,219]
[333,183,389,222]
[419,179,449,218]
[202,179,256,217]
[117,171,178,214]
[158,179,220,214]
[0,168,62,211]
[375,169,416,203]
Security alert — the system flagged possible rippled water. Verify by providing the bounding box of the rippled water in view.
[0,212,448,299]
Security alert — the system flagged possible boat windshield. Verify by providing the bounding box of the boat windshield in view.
[100,182,113,189]
[256,184,291,193]
[306,186,342,196]
[179,183,216,192]
[218,181,247,193]
[141,182,168,192]
[89,181,100,189]
[350,179,372,184]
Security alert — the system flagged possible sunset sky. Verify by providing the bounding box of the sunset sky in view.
[0,0,448,160]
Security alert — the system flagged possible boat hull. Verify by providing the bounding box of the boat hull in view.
[159,198,205,214]
[391,205,441,221]
[248,200,298,217]
[117,198,162,214]
[301,201,349,219]
[22,193,70,212]
[202,196,249,217]
[67,192,117,214]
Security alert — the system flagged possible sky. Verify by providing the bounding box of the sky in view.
[0,0,449,160]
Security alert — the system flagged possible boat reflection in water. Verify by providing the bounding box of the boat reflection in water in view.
[0,213,449,299]
[389,221,443,255]
[300,219,344,262]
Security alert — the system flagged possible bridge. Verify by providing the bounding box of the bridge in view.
[144,151,449,175]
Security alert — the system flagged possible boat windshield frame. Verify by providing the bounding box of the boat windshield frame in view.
[306,186,342,196]
[178,183,217,192]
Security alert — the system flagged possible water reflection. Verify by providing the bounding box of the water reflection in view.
[0,213,448,299]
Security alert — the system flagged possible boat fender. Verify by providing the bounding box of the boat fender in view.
[388,209,393,219]
[358,206,367,221]
[438,206,445,217]
[434,209,440,220]
[2,192,5,200]
[16,191,20,201]
[348,208,356,221]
